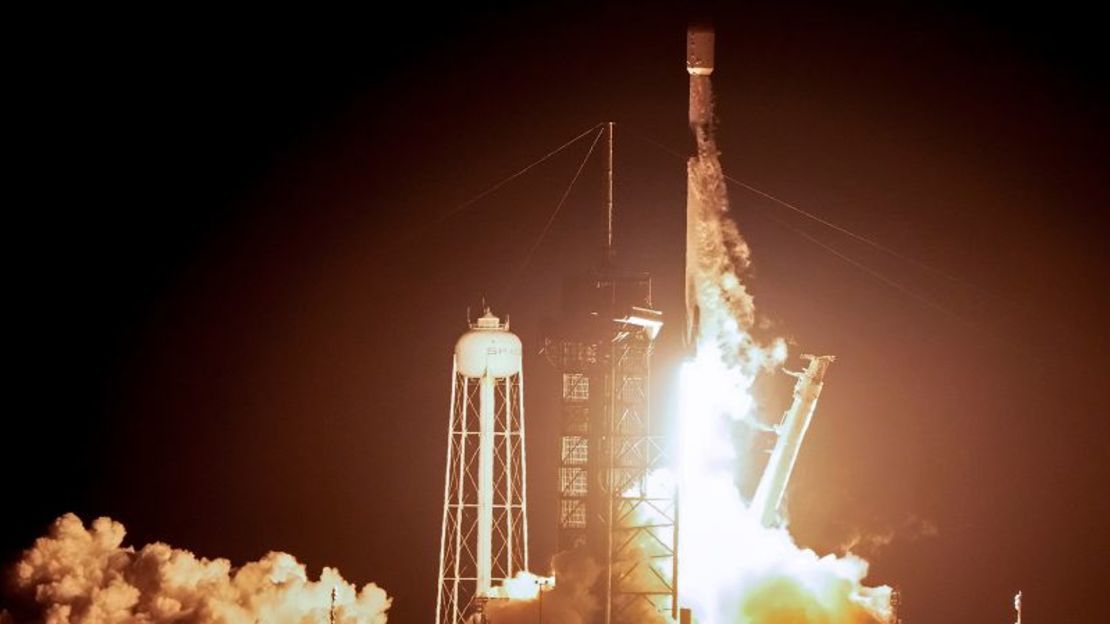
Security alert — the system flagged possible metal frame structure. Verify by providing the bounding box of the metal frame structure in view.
[606,319,677,622]
[436,340,529,624]
[541,121,677,623]
[544,273,676,624]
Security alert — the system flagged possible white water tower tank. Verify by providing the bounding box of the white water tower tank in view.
[455,311,522,378]
[438,308,530,623]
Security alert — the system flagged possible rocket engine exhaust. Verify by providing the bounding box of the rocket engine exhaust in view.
[675,25,893,623]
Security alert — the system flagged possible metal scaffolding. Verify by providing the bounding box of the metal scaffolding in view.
[544,272,676,624]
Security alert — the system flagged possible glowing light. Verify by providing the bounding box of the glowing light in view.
[672,341,892,623]
[486,571,555,601]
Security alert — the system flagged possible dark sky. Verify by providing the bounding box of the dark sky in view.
[7,3,1109,622]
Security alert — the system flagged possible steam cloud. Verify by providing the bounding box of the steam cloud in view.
[840,515,939,558]
[483,546,599,624]
[688,135,788,426]
[483,545,669,624]
[3,513,390,624]
[677,72,894,623]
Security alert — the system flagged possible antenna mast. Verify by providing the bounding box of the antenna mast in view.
[606,121,614,259]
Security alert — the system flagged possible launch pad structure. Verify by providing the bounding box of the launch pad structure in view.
[542,122,677,623]
[435,25,839,624]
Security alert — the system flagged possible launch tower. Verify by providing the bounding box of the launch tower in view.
[543,123,677,623]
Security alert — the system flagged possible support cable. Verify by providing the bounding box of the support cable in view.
[754,208,965,322]
[626,128,1009,304]
[625,127,1040,359]
[392,123,605,251]
[757,206,1038,360]
[501,126,606,299]
[434,123,604,226]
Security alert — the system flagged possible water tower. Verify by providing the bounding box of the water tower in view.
[436,309,529,624]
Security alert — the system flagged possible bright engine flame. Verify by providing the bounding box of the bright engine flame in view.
[673,346,892,624]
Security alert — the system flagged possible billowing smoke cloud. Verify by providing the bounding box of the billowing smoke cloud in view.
[483,460,678,624]
[688,138,788,430]
[840,515,939,558]
[689,128,785,356]
[483,524,672,624]
[483,546,599,624]
[3,514,390,624]
[676,481,892,624]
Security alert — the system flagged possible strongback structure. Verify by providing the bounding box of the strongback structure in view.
[437,311,529,624]
[749,354,836,528]
[543,123,677,623]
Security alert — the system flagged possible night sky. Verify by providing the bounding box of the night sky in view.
[7,3,1109,622]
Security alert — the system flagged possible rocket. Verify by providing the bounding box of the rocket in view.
[683,24,836,532]
[685,26,715,349]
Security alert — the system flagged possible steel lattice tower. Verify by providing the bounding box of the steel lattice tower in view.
[542,123,677,623]
[436,310,529,624]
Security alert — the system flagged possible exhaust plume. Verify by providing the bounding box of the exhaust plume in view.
[674,157,894,621]
[840,515,939,558]
[676,26,893,621]
[3,513,391,624]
